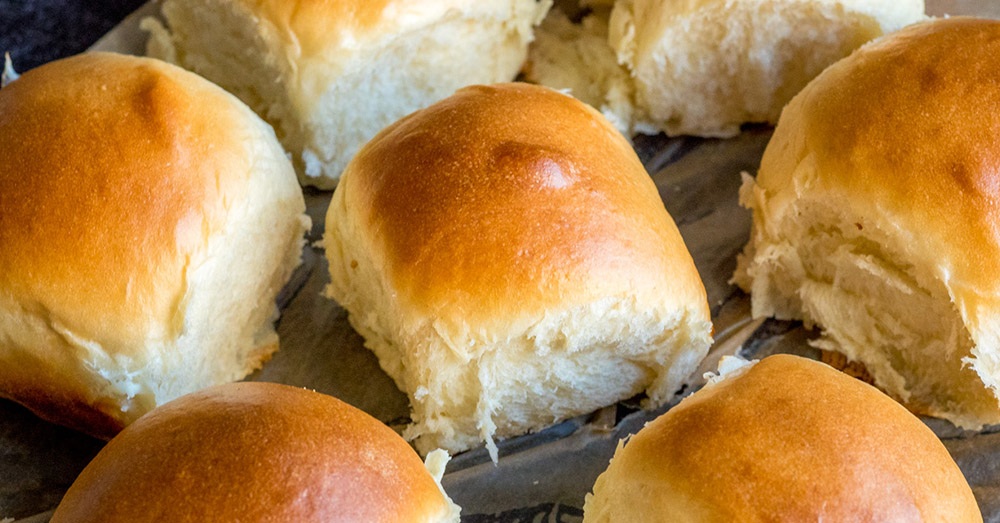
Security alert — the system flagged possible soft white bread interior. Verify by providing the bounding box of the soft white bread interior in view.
[51,382,460,522]
[143,0,552,189]
[526,0,925,137]
[324,83,713,460]
[735,17,1000,429]
[584,355,982,522]
[0,52,309,439]
[524,7,640,134]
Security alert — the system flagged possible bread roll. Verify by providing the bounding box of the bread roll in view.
[51,382,460,522]
[734,17,1000,429]
[324,82,713,460]
[143,0,552,189]
[0,52,308,439]
[526,0,924,137]
[584,355,982,522]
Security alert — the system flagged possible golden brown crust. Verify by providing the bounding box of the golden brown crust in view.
[762,17,1000,294]
[592,355,981,522]
[0,52,307,440]
[340,83,707,327]
[740,16,1000,429]
[0,52,250,354]
[51,382,455,522]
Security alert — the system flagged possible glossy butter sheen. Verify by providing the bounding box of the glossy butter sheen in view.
[344,83,706,324]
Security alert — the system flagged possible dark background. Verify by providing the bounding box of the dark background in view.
[0,0,147,71]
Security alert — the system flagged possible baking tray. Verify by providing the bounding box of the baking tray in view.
[4,1,1000,520]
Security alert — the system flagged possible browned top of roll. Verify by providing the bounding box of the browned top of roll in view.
[760,17,1000,295]
[598,355,981,521]
[0,52,253,353]
[336,82,707,328]
[51,382,455,522]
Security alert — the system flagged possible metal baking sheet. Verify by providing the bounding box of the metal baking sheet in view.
[3,1,1000,520]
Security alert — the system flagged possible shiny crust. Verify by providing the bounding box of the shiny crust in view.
[326,81,712,456]
[0,52,247,354]
[51,382,456,521]
[587,355,981,521]
[0,52,306,438]
[745,17,1000,424]
[759,17,1000,297]
[338,83,708,329]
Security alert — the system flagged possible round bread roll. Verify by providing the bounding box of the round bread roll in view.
[143,0,552,188]
[0,52,309,439]
[51,382,460,522]
[324,82,713,460]
[526,0,924,137]
[584,355,982,522]
[734,17,1000,429]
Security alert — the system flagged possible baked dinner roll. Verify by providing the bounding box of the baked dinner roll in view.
[734,17,1000,429]
[324,82,713,460]
[51,382,461,522]
[584,355,982,522]
[143,0,552,189]
[525,0,924,137]
[0,52,308,439]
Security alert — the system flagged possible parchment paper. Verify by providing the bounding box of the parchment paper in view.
[3,1,1000,520]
